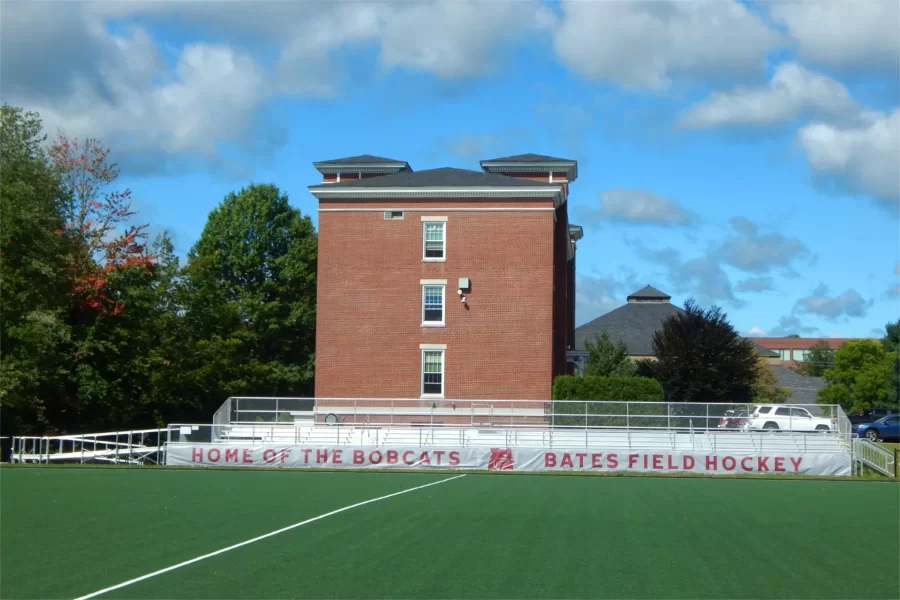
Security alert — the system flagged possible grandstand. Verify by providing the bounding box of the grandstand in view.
[10,396,896,477]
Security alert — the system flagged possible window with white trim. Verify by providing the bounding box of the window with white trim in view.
[422,285,444,325]
[423,221,446,260]
[422,350,444,396]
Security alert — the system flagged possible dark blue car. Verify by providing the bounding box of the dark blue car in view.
[857,415,900,442]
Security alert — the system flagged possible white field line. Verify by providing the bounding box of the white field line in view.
[72,474,467,600]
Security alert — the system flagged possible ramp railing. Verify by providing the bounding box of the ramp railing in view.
[9,429,167,465]
[852,438,897,477]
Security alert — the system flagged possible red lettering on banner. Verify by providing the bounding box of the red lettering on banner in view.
[433,450,445,465]
[644,455,650,469]
[774,457,785,472]
[386,450,398,465]
[592,454,603,469]
[208,448,221,463]
[575,453,587,468]
[243,449,252,464]
[419,452,431,465]
[301,448,312,464]
[706,456,718,470]
[723,456,736,471]
[403,451,415,465]
[561,453,573,468]
[790,457,802,472]
[224,449,238,463]
[316,450,328,464]
[608,454,619,468]
[263,449,276,464]
[281,449,291,463]
[369,450,383,465]
[741,457,753,472]
[192,448,203,463]
[545,452,557,467]
[757,457,769,472]
[449,451,460,466]
[353,450,364,465]
[628,454,639,468]
[667,455,677,470]
[683,456,694,470]
[652,455,663,470]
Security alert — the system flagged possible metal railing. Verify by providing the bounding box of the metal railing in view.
[167,416,850,453]
[212,397,848,435]
[9,429,168,465]
[852,438,897,477]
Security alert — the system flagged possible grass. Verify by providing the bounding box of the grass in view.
[1,468,898,599]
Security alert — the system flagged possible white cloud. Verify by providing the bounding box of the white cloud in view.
[737,277,775,293]
[575,272,641,325]
[798,109,900,211]
[588,189,694,226]
[679,62,857,129]
[768,0,900,71]
[769,314,819,337]
[0,0,550,173]
[552,0,780,90]
[795,283,871,320]
[747,325,767,336]
[438,128,529,159]
[717,217,811,274]
[633,244,741,307]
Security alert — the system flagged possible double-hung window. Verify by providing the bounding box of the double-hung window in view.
[422,218,446,260]
[421,349,444,396]
[422,283,445,326]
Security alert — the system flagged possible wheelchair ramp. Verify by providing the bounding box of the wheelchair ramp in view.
[10,429,167,465]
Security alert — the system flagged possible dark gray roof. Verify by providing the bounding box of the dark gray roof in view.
[750,342,779,358]
[770,366,825,406]
[627,285,670,301]
[574,302,684,355]
[481,153,576,164]
[314,154,407,166]
[310,167,561,189]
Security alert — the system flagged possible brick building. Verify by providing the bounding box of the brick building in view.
[309,154,583,406]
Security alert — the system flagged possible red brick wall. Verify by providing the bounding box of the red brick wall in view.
[315,201,556,400]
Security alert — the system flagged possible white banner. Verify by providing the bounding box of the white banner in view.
[165,444,851,476]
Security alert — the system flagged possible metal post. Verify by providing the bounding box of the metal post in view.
[894,449,899,479]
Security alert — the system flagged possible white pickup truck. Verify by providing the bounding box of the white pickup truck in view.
[743,405,836,432]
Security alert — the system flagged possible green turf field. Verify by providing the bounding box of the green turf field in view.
[1,468,898,599]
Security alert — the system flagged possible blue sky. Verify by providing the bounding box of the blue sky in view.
[2,0,898,338]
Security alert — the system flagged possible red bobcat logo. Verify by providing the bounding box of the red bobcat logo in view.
[489,448,514,471]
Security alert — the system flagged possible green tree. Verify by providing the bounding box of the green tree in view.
[645,299,758,403]
[881,320,899,406]
[180,184,317,416]
[582,331,637,377]
[0,105,73,434]
[817,339,897,412]
[786,333,801,338]
[792,341,835,377]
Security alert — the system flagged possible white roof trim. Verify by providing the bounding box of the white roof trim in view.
[310,186,564,206]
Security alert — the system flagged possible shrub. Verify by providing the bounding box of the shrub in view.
[551,376,665,428]
[553,376,664,402]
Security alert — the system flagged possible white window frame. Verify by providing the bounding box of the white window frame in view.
[421,280,446,327]
[420,347,445,398]
[422,217,447,262]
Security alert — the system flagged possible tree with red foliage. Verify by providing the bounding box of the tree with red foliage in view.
[48,135,156,315]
